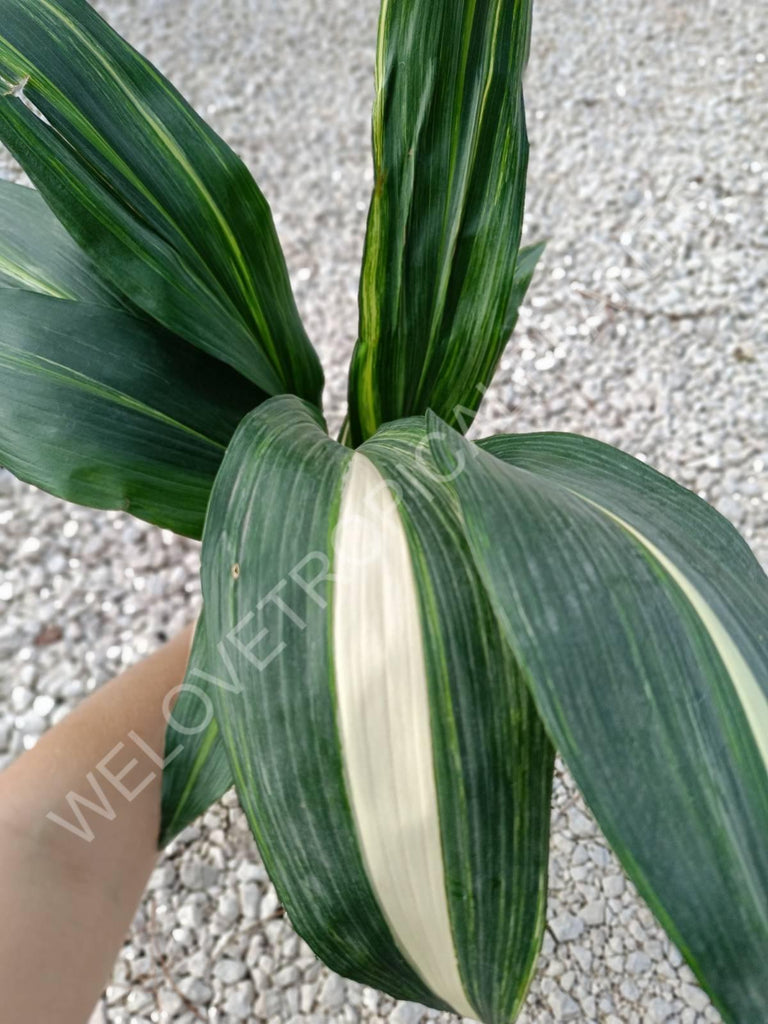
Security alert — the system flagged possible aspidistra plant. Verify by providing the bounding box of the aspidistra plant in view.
[0,1,765,1022]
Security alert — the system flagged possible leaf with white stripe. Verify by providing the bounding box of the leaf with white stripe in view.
[359,420,553,1021]
[348,0,535,443]
[429,417,768,1023]
[0,0,323,400]
[192,396,445,1006]
[333,450,474,1016]
[168,400,555,1020]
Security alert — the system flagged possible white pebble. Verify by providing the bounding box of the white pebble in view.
[239,881,261,918]
[547,986,581,1020]
[603,874,625,897]
[178,976,212,1003]
[301,982,318,1013]
[259,889,279,921]
[216,892,240,925]
[391,1001,425,1024]
[148,863,175,890]
[125,989,153,1013]
[236,860,266,883]
[550,912,585,942]
[214,957,247,984]
[275,964,300,988]
[626,951,652,974]
[318,973,346,1012]
[185,949,209,979]
[680,982,711,1012]
[648,996,674,1022]
[179,857,218,890]
[581,899,606,926]
[10,685,31,712]
[223,980,255,1020]
[15,711,46,735]
[567,808,594,837]
[32,694,55,717]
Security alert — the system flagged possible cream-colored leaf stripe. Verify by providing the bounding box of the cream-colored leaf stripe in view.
[333,453,477,1020]
[593,500,768,772]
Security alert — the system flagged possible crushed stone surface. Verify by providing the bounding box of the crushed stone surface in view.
[1,0,766,1021]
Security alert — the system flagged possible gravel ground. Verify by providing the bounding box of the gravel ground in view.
[1,0,766,1022]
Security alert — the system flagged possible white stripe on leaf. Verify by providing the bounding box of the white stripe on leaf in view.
[599,503,768,774]
[333,452,476,1019]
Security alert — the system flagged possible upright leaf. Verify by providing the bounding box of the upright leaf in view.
[430,417,768,1023]
[0,0,323,401]
[348,0,534,443]
[0,290,264,536]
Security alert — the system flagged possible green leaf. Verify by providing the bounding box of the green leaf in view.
[0,177,117,304]
[190,396,441,1005]
[0,0,323,401]
[159,611,233,847]
[348,0,534,444]
[429,417,768,1023]
[0,289,264,537]
[170,398,552,1020]
[502,241,545,337]
[360,420,553,1022]
[0,101,284,392]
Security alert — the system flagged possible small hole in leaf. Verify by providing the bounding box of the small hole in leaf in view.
[231,563,240,580]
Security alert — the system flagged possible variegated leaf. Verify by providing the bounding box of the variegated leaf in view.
[0,0,323,401]
[348,0,536,443]
[429,416,768,1024]
[163,400,554,1021]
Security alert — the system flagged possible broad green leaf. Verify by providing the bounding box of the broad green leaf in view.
[429,417,768,1023]
[173,398,552,1020]
[159,611,233,847]
[0,289,264,537]
[0,177,117,304]
[348,0,534,444]
[360,420,553,1022]
[0,0,323,401]
[191,396,441,1005]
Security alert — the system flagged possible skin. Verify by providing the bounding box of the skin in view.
[0,624,194,1024]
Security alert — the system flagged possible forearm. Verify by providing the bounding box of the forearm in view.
[0,625,193,1024]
